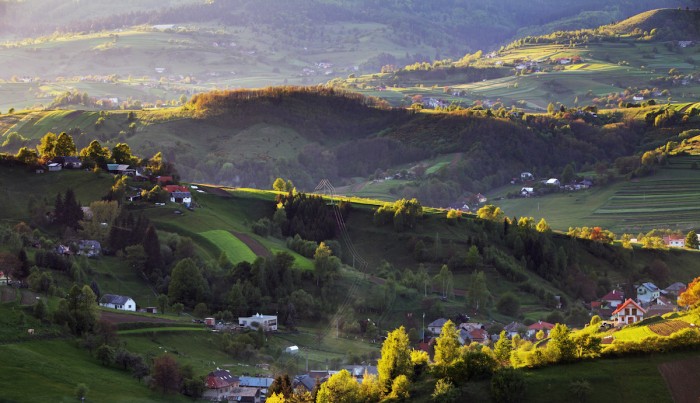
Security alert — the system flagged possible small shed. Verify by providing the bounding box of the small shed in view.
[284,345,299,354]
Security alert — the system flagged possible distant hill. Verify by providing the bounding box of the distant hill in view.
[0,1,697,112]
[604,8,700,39]
[4,88,698,206]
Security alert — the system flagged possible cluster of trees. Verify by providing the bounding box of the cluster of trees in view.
[9,131,173,180]
[373,198,423,231]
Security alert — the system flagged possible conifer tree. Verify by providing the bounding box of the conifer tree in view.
[143,224,162,275]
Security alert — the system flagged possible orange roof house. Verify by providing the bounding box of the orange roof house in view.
[611,299,646,326]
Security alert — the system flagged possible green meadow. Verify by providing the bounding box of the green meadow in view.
[199,230,257,264]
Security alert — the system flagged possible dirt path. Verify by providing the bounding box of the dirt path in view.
[232,231,271,257]
[658,355,700,403]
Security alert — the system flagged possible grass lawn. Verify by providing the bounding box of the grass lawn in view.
[0,167,113,224]
[0,339,188,402]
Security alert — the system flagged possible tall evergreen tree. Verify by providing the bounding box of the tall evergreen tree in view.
[143,224,162,275]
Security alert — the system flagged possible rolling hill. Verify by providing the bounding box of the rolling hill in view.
[0,1,696,110]
[333,9,700,111]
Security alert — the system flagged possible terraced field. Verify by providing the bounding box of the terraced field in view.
[591,167,700,233]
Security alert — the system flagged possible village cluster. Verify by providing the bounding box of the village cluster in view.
[76,274,692,403]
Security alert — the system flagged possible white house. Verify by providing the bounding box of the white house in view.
[520,172,534,181]
[611,299,646,326]
[521,187,534,196]
[545,178,560,186]
[503,321,525,338]
[99,294,136,311]
[427,318,448,336]
[239,313,277,331]
[637,282,661,305]
[47,163,62,172]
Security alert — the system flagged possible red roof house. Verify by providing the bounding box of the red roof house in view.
[156,175,174,185]
[601,290,625,308]
[526,321,555,339]
[204,369,239,401]
[162,185,188,193]
[611,299,646,326]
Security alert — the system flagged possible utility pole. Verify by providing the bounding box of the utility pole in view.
[422,312,425,342]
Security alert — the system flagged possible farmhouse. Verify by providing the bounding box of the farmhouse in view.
[520,172,534,181]
[611,299,646,325]
[526,321,555,339]
[204,369,239,401]
[636,282,661,305]
[545,178,560,187]
[47,163,62,172]
[662,235,685,248]
[521,187,534,196]
[238,313,277,331]
[99,294,136,311]
[163,185,192,205]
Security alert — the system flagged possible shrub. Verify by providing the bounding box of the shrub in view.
[491,368,526,403]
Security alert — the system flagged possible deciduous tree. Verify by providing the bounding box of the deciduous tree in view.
[678,277,700,307]
[685,230,699,250]
[316,370,360,403]
[151,354,182,394]
[377,326,412,394]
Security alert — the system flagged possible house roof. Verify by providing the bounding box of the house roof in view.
[100,294,134,305]
[238,376,274,388]
[78,240,101,249]
[293,374,316,391]
[665,282,687,293]
[646,305,676,317]
[106,164,130,171]
[601,290,624,301]
[504,321,524,332]
[163,185,188,193]
[612,299,647,316]
[639,282,660,292]
[428,318,448,328]
[468,328,488,341]
[527,321,555,331]
[231,387,260,397]
[207,369,239,389]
